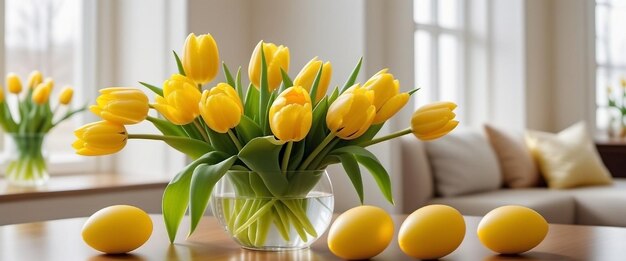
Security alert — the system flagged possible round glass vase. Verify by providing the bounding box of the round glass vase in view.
[210,170,334,251]
[4,133,49,187]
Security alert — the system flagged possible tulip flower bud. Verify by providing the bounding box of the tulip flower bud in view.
[44,77,54,90]
[59,87,74,105]
[153,74,202,125]
[182,33,220,85]
[0,87,4,102]
[411,101,459,141]
[27,70,43,89]
[6,73,22,94]
[269,86,313,142]
[293,57,332,102]
[621,78,626,88]
[363,69,409,124]
[90,87,149,125]
[73,121,128,156]
[248,41,290,91]
[32,81,52,104]
[326,85,376,140]
[199,83,243,133]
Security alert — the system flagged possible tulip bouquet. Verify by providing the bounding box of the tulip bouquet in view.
[1,71,83,186]
[74,33,458,248]
[607,77,626,137]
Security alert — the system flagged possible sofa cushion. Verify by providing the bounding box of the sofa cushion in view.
[400,136,434,211]
[428,189,576,224]
[484,124,541,188]
[425,129,502,197]
[565,179,626,227]
[525,122,613,189]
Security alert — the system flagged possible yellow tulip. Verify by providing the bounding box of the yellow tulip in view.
[326,85,376,140]
[411,101,459,141]
[32,81,52,104]
[59,87,74,105]
[199,83,243,133]
[0,87,4,102]
[293,57,332,102]
[73,121,128,156]
[153,74,202,125]
[621,77,626,88]
[90,87,149,125]
[27,70,43,89]
[182,33,220,85]
[6,73,22,94]
[44,77,54,89]
[363,69,409,124]
[248,41,290,91]
[269,86,313,142]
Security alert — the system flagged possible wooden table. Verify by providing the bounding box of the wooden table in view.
[2,215,626,261]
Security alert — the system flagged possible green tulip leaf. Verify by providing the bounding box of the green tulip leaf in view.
[287,140,306,171]
[162,151,227,243]
[340,57,363,93]
[337,153,364,204]
[181,123,203,141]
[259,46,270,134]
[222,62,236,88]
[235,115,263,144]
[206,128,238,155]
[308,63,324,105]
[263,91,277,135]
[147,116,186,137]
[279,68,293,93]
[236,67,244,101]
[161,135,214,160]
[318,154,342,169]
[305,98,329,155]
[244,83,259,122]
[173,51,186,76]
[331,145,394,204]
[189,155,238,235]
[237,136,288,196]
[285,169,325,196]
[139,81,164,97]
[349,123,384,145]
[328,86,340,104]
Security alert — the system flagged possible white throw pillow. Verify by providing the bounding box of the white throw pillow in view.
[425,129,502,197]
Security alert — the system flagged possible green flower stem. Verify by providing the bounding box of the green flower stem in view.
[127,134,212,146]
[298,133,336,170]
[227,130,243,151]
[358,127,412,147]
[281,141,293,175]
[193,120,210,142]
[308,138,340,170]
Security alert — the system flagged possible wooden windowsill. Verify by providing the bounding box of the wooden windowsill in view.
[0,174,170,203]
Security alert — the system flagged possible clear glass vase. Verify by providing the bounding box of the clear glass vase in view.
[210,170,334,251]
[4,133,49,187]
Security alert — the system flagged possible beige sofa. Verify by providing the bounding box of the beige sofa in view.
[400,133,626,227]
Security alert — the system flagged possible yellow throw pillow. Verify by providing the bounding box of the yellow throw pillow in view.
[525,122,612,189]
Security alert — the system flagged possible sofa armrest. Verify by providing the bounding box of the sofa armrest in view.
[400,136,434,212]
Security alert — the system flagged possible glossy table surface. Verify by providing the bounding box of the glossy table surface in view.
[1,214,626,261]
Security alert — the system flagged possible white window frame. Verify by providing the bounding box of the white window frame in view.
[593,0,626,132]
[0,0,102,175]
[413,0,467,122]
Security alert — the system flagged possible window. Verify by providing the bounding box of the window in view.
[413,0,465,119]
[595,0,626,131]
[2,0,97,173]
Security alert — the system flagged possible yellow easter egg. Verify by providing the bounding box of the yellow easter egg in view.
[477,205,548,254]
[398,204,466,259]
[327,205,394,259]
[82,205,153,254]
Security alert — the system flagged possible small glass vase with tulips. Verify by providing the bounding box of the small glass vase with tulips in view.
[74,33,458,250]
[1,71,84,186]
[607,77,626,138]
